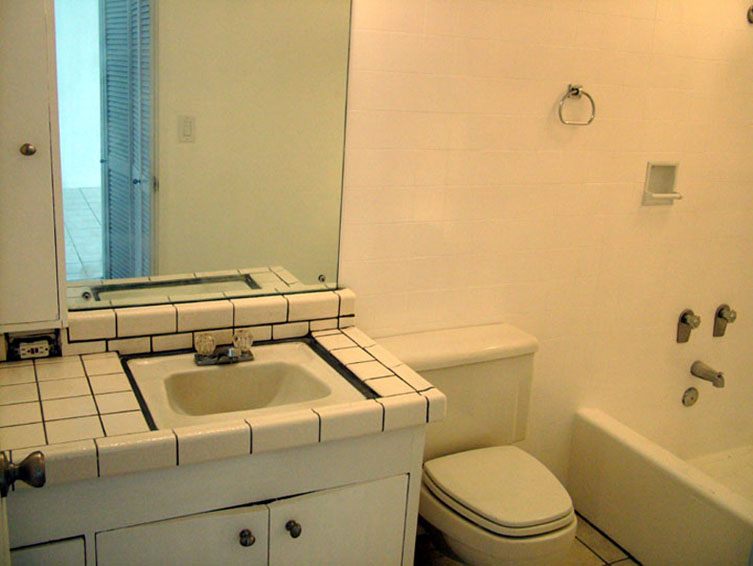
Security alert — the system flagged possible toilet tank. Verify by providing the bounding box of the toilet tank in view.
[378,324,538,461]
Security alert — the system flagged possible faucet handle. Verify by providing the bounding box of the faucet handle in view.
[718,305,737,323]
[233,330,254,353]
[713,304,737,337]
[677,309,701,343]
[195,333,216,356]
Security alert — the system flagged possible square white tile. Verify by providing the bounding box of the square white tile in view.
[46,416,104,444]
[0,364,35,386]
[331,347,373,365]
[348,360,394,381]
[232,296,288,326]
[95,391,141,414]
[315,400,383,442]
[88,373,132,395]
[101,411,150,436]
[315,333,357,351]
[68,309,117,341]
[287,292,339,322]
[24,439,98,485]
[43,396,97,421]
[393,365,434,391]
[421,388,447,422]
[335,289,356,316]
[176,301,233,332]
[82,352,123,376]
[38,378,91,401]
[175,421,251,465]
[61,339,107,357]
[342,327,376,348]
[310,318,338,331]
[35,358,85,381]
[107,337,151,355]
[365,376,415,397]
[116,304,177,337]
[247,410,319,453]
[151,333,193,352]
[0,423,46,450]
[0,383,40,405]
[96,430,177,477]
[14,439,97,489]
[365,344,403,369]
[377,393,429,431]
[272,322,309,340]
[0,402,41,427]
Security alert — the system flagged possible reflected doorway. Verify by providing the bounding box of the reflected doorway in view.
[55,0,152,282]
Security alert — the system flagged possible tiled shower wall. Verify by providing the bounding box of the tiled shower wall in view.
[339,0,753,480]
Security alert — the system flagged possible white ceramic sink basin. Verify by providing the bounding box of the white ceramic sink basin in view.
[127,341,366,428]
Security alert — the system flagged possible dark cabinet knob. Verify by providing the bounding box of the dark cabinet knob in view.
[285,520,302,538]
[19,143,37,156]
[0,451,45,498]
[239,529,255,547]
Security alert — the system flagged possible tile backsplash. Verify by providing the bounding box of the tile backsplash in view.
[63,289,357,356]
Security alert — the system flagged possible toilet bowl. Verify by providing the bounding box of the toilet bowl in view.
[378,324,576,565]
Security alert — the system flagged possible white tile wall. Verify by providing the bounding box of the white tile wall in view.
[341,0,753,480]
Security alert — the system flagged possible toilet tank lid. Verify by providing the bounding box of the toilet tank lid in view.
[377,324,538,372]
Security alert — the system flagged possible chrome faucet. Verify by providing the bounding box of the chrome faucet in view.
[690,361,725,388]
[194,331,254,366]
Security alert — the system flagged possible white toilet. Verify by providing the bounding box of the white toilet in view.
[379,324,576,566]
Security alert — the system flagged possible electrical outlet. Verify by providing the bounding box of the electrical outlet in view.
[18,340,50,359]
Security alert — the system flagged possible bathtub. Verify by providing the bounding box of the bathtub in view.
[569,408,753,566]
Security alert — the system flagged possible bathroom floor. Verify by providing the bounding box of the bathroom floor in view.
[63,185,103,281]
[414,513,641,566]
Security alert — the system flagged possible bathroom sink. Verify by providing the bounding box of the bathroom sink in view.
[127,341,367,428]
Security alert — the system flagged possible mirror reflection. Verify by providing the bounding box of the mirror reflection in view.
[54,0,350,307]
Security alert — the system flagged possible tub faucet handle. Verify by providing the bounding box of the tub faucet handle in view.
[677,309,701,343]
[713,304,737,337]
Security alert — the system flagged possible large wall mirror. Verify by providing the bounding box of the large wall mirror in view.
[54,0,351,309]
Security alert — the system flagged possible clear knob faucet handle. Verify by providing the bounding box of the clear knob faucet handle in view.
[233,330,254,353]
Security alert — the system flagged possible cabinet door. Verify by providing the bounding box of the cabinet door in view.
[10,537,85,566]
[269,475,409,566]
[96,505,268,566]
[0,0,63,330]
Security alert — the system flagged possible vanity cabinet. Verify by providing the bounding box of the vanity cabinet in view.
[95,475,407,566]
[7,429,425,566]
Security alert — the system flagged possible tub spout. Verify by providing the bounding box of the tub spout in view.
[690,361,725,388]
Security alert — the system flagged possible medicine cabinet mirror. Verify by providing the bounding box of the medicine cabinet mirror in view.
[55,0,351,309]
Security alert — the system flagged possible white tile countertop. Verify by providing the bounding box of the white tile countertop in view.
[0,327,446,487]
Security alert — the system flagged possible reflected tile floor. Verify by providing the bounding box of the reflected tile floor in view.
[63,186,103,281]
[414,513,641,566]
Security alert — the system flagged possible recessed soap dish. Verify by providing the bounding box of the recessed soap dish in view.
[642,162,681,206]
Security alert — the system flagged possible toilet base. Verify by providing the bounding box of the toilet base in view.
[420,484,577,566]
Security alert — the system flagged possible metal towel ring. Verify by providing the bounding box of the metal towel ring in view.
[558,84,596,126]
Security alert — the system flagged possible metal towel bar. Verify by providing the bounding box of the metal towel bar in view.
[558,84,596,126]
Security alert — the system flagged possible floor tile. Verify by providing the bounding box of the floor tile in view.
[577,515,627,563]
[566,539,607,565]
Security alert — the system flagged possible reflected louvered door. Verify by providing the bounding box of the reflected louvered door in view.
[101,0,151,279]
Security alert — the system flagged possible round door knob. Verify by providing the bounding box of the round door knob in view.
[19,143,37,156]
[239,529,255,547]
[285,520,302,538]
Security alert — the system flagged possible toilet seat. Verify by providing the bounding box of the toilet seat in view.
[423,446,574,537]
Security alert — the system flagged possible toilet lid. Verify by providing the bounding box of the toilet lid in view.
[423,446,574,537]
